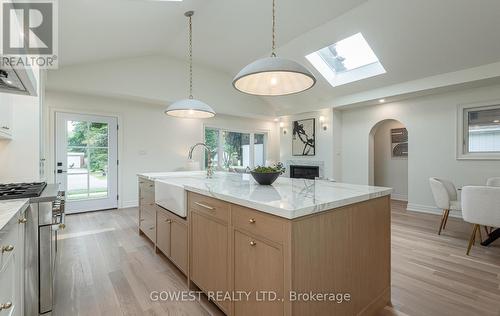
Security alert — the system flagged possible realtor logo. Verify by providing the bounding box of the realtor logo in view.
[1,0,58,68]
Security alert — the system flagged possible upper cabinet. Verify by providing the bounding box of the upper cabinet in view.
[0,94,13,139]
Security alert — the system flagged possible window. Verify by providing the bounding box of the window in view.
[254,133,265,167]
[305,33,386,87]
[204,127,219,168]
[458,103,500,159]
[204,127,268,170]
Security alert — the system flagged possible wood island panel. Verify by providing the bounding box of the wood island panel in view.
[187,191,391,316]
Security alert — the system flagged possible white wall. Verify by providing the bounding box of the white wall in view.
[0,71,41,182]
[46,55,275,118]
[373,120,408,201]
[279,109,335,179]
[340,83,500,216]
[44,91,279,208]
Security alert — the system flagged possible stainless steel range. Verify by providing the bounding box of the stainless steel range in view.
[0,182,65,315]
[0,182,47,200]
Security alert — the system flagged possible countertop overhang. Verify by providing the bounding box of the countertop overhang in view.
[0,199,29,231]
[140,172,392,219]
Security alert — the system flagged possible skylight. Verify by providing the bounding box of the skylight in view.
[306,33,385,87]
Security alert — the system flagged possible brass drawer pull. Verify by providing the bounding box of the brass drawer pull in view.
[249,218,256,224]
[250,241,257,246]
[1,245,14,253]
[194,202,215,210]
[0,302,12,310]
[18,218,27,224]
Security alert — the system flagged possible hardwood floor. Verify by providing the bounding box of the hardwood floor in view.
[53,201,500,316]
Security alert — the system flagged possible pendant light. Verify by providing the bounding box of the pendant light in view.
[165,11,215,118]
[233,0,316,96]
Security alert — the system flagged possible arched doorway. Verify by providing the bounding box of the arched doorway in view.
[369,119,409,201]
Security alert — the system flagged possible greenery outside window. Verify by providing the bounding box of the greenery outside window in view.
[204,127,268,170]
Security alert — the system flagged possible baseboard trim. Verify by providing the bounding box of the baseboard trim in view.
[406,203,462,219]
[121,200,138,209]
[390,193,408,202]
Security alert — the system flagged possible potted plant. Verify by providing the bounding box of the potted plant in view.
[250,162,285,185]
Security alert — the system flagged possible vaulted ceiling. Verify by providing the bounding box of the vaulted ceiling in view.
[51,0,500,116]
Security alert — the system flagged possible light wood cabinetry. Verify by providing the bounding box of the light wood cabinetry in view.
[190,203,230,313]
[138,177,188,275]
[169,219,187,274]
[233,231,284,316]
[0,97,13,139]
[188,191,391,316]
[156,207,188,274]
[138,179,156,243]
[156,210,171,255]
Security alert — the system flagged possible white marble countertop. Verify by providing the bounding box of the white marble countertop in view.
[138,171,207,180]
[150,172,392,219]
[0,199,29,231]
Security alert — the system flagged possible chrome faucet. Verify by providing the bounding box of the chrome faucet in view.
[188,143,214,178]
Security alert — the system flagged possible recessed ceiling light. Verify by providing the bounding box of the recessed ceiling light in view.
[273,118,279,122]
[306,33,385,87]
[494,119,500,123]
[379,99,385,103]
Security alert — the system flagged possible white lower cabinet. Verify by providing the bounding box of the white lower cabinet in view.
[0,209,25,316]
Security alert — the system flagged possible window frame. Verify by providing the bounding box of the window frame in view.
[457,101,500,160]
[305,32,386,88]
[203,125,269,169]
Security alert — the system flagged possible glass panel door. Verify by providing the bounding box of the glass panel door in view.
[222,131,250,171]
[56,113,118,213]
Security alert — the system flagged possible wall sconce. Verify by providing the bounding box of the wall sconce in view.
[319,116,327,131]
[279,122,287,135]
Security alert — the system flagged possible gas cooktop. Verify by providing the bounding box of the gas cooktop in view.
[0,182,47,200]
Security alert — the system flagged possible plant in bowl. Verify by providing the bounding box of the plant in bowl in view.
[250,162,285,185]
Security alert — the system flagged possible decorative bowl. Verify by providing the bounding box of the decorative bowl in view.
[250,171,280,185]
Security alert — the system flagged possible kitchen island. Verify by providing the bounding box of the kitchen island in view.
[138,172,392,316]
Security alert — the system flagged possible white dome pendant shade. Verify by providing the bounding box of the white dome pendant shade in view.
[165,11,215,119]
[165,98,215,119]
[233,56,316,96]
[233,0,316,96]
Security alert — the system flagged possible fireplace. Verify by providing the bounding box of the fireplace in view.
[289,165,320,180]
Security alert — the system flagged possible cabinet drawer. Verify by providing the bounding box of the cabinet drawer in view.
[140,205,155,222]
[232,205,287,243]
[139,178,154,190]
[0,253,18,316]
[140,208,156,242]
[0,216,19,271]
[140,189,155,205]
[189,193,229,223]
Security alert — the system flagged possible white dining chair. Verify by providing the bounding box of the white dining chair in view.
[461,186,500,255]
[486,177,500,187]
[429,178,461,235]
